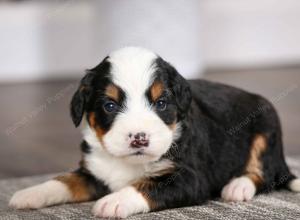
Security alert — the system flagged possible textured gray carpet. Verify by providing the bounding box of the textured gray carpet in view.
[1,157,300,220]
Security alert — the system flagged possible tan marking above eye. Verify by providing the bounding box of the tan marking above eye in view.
[245,134,267,186]
[105,84,120,101]
[150,81,164,102]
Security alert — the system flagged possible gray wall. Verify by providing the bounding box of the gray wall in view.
[1,0,300,82]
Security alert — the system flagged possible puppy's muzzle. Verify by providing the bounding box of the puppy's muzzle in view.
[129,132,149,148]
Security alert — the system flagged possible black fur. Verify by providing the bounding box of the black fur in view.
[70,72,95,127]
[70,58,127,132]
[70,57,111,127]
[72,57,296,212]
[154,57,192,120]
[139,79,295,210]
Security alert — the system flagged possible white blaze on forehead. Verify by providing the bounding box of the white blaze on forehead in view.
[108,47,158,107]
[102,47,174,162]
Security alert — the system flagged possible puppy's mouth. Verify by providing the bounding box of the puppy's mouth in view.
[122,150,159,164]
[130,150,146,156]
[127,149,156,158]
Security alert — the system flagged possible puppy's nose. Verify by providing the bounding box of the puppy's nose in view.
[134,132,146,140]
[130,132,149,148]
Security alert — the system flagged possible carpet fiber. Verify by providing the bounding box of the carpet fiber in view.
[1,157,300,220]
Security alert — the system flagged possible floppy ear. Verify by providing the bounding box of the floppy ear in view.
[155,57,192,119]
[70,72,95,127]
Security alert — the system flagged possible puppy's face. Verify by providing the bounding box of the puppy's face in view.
[71,47,191,164]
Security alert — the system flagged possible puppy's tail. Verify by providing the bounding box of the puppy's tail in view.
[277,168,300,192]
[277,159,300,192]
[287,177,300,192]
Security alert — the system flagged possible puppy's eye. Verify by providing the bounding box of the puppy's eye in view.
[103,101,118,113]
[155,99,167,111]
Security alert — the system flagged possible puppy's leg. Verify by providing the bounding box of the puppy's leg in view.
[92,186,150,218]
[222,134,267,202]
[92,168,204,218]
[9,179,72,209]
[9,169,109,209]
[221,176,256,202]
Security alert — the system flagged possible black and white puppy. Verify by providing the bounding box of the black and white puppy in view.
[10,47,300,218]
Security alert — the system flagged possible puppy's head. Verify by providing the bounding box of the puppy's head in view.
[71,47,191,164]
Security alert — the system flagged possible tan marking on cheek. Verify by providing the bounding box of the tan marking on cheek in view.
[168,121,177,130]
[105,84,120,101]
[245,134,267,186]
[55,173,92,202]
[150,81,164,102]
[88,112,96,127]
[88,112,106,146]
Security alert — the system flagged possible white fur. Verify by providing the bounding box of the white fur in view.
[82,117,175,191]
[82,47,180,164]
[80,47,180,191]
[84,128,174,191]
[92,186,150,218]
[288,178,300,192]
[108,47,157,96]
[221,176,256,202]
[85,144,145,191]
[103,112,175,163]
[101,47,177,163]
[9,180,72,209]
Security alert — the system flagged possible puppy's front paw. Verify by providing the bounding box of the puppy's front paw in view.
[9,180,71,209]
[221,176,256,202]
[92,186,150,218]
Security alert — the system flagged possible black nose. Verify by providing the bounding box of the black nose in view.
[134,132,146,140]
[130,132,149,148]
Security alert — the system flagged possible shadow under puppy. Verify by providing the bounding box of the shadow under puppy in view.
[10,47,300,218]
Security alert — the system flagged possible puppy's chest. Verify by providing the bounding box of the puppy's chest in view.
[85,153,145,192]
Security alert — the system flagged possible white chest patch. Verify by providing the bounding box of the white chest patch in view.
[85,150,145,191]
[85,148,174,192]
[82,120,174,192]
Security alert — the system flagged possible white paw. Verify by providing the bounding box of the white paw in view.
[289,178,300,192]
[9,180,71,209]
[221,176,256,202]
[92,186,150,218]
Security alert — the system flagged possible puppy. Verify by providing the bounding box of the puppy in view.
[10,47,300,218]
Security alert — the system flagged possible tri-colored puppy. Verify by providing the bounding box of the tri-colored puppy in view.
[10,47,300,218]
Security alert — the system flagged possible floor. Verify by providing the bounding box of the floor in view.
[0,68,299,179]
